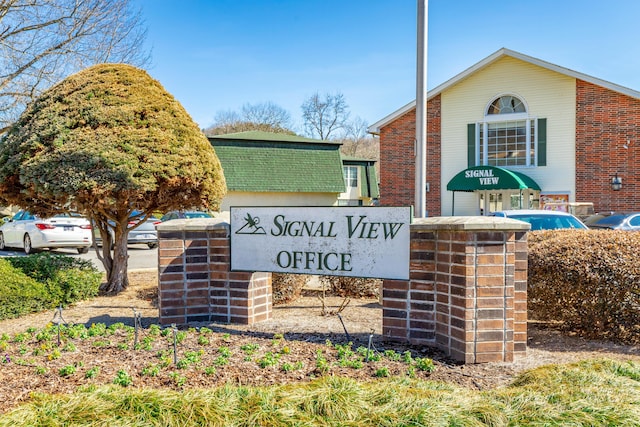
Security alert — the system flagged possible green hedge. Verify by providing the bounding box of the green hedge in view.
[528,229,640,344]
[0,259,55,319]
[0,253,102,320]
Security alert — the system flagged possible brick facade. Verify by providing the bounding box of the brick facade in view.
[382,217,529,363]
[157,220,272,326]
[379,95,441,215]
[379,80,640,214]
[576,79,640,212]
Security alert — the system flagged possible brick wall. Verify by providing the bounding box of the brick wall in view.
[382,217,529,363]
[379,95,441,215]
[576,80,640,212]
[157,219,272,326]
[157,216,528,364]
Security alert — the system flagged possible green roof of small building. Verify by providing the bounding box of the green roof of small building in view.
[209,132,345,193]
[209,131,341,145]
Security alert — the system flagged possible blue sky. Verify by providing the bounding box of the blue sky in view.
[136,0,640,132]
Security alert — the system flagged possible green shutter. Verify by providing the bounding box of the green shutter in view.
[537,118,546,166]
[467,123,476,167]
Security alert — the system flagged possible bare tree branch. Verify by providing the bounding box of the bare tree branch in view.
[0,0,149,131]
[301,92,350,140]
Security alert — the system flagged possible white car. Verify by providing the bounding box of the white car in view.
[0,210,92,254]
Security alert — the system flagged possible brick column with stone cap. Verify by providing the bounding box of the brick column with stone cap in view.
[156,216,272,326]
[382,216,530,363]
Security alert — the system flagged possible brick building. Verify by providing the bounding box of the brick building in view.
[368,48,640,216]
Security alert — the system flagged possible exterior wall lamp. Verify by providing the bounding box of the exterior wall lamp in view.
[611,173,623,191]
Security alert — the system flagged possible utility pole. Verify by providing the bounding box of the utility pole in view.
[415,0,428,217]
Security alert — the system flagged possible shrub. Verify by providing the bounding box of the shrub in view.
[6,253,101,305]
[272,273,308,305]
[528,229,640,344]
[0,259,54,320]
[319,276,380,298]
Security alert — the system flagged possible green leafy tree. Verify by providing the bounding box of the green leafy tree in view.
[0,63,226,293]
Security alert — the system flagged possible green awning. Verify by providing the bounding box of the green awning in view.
[446,166,541,192]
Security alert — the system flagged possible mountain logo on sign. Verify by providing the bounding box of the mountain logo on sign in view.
[235,213,266,235]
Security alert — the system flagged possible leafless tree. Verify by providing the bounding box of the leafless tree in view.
[204,102,294,136]
[301,92,350,140]
[339,115,371,156]
[241,102,292,128]
[0,0,150,133]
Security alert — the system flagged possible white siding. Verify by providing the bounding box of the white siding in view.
[440,56,576,215]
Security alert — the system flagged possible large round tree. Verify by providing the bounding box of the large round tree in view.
[0,64,227,293]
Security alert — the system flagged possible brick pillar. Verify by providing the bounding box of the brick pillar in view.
[156,218,272,326]
[382,217,529,363]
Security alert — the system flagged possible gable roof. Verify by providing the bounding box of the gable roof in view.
[209,132,345,194]
[368,47,640,134]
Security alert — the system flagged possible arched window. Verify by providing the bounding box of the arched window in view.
[472,95,543,167]
[487,95,526,115]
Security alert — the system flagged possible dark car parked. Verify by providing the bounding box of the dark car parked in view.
[588,212,640,231]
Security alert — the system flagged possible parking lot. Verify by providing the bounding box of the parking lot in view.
[0,244,158,272]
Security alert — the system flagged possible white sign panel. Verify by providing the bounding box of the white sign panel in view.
[230,207,410,280]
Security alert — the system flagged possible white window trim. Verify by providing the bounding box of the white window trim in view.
[476,117,539,167]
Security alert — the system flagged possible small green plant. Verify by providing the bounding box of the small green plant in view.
[218,346,232,358]
[356,346,381,362]
[62,342,77,352]
[204,366,216,376]
[241,343,259,355]
[375,367,390,377]
[113,370,133,387]
[35,366,48,375]
[257,351,280,368]
[402,351,413,364]
[213,356,229,366]
[65,324,88,339]
[406,365,416,378]
[148,324,161,336]
[85,366,100,379]
[13,333,28,343]
[177,351,202,369]
[415,357,436,372]
[87,323,107,337]
[197,335,210,346]
[315,350,330,374]
[169,372,186,387]
[281,361,304,372]
[35,329,53,342]
[117,343,129,351]
[48,348,62,360]
[135,336,154,351]
[384,349,401,361]
[141,364,161,377]
[59,364,77,377]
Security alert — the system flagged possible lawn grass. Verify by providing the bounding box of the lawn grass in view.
[2,359,639,426]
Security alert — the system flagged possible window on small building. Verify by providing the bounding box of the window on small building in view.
[343,166,358,187]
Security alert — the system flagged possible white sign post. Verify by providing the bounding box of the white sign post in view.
[230,207,411,280]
